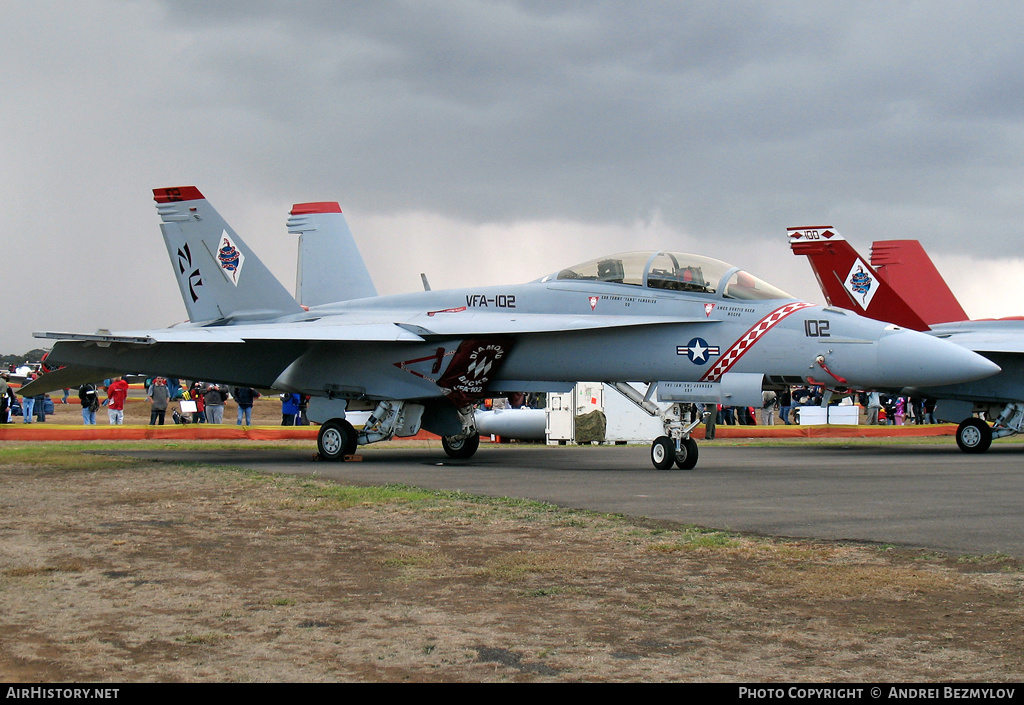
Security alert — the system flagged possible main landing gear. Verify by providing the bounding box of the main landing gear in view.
[955,403,1024,454]
[956,418,992,454]
[316,401,482,462]
[317,418,358,461]
[441,433,480,459]
[440,404,481,459]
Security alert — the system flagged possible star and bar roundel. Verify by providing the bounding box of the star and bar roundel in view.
[694,301,815,382]
[677,338,719,364]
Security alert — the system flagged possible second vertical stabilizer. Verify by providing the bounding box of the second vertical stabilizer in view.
[287,202,378,307]
[869,240,969,325]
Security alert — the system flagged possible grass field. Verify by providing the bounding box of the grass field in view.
[1,440,1022,682]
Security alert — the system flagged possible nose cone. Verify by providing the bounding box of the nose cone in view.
[876,329,1000,388]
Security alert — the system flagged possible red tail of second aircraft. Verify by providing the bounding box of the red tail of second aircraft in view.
[868,240,969,325]
[787,226,932,331]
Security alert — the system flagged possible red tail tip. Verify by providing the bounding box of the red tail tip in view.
[153,186,204,203]
[291,202,342,215]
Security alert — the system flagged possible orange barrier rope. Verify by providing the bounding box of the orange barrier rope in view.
[0,423,955,442]
[691,424,956,439]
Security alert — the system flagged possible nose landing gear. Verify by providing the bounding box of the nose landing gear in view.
[651,435,700,470]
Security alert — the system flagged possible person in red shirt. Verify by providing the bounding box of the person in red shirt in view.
[106,377,130,425]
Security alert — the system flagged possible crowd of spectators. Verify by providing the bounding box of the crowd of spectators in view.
[0,366,942,430]
[698,385,940,434]
[0,373,280,426]
[2,370,54,424]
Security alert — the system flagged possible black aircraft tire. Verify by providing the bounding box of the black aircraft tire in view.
[956,418,992,454]
[442,433,481,459]
[675,438,699,470]
[318,418,358,461]
[651,436,676,470]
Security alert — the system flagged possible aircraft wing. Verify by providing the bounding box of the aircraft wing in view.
[930,328,1024,355]
[26,313,716,395]
[25,323,429,395]
[34,322,429,346]
[16,365,126,397]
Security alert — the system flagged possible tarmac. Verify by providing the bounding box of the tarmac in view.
[110,435,1024,560]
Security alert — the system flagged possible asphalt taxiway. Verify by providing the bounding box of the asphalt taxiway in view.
[128,441,1024,558]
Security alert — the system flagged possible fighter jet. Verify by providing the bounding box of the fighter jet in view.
[789,226,1023,453]
[21,188,999,469]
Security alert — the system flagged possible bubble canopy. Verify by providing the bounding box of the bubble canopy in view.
[541,251,792,301]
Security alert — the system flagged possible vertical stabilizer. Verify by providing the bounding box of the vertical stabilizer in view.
[788,226,931,331]
[287,202,378,307]
[154,187,304,323]
[869,240,969,324]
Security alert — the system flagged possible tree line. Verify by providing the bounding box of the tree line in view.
[1,349,49,367]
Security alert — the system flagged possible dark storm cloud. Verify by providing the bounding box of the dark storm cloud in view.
[145,1,1024,244]
[4,0,1024,353]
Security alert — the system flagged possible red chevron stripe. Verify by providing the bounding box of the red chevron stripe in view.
[700,302,815,382]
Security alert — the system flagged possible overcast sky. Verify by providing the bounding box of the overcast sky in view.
[4,0,1024,355]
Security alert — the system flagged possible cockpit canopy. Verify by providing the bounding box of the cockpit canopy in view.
[542,251,792,301]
